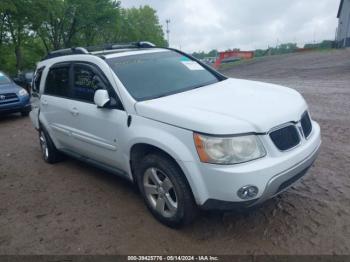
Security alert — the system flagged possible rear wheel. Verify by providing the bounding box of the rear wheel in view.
[135,153,197,227]
[39,128,63,164]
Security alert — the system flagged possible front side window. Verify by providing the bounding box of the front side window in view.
[73,64,105,102]
[44,66,70,97]
[107,50,220,101]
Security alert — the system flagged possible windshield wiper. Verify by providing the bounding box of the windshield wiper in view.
[191,81,217,90]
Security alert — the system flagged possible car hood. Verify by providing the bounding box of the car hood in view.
[135,78,308,135]
[0,83,21,94]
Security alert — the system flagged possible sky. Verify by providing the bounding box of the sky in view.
[121,0,340,53]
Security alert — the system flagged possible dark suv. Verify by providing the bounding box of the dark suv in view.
[0,71,31,116]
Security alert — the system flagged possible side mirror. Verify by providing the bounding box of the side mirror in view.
[94,89,110,108]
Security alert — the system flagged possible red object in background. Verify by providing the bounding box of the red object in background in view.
[214,50,254,68]
[295,48,314,52]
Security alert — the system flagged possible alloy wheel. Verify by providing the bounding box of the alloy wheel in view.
[143,167,178,218]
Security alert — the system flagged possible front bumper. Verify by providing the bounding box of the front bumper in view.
[254,143,320,206]
[201,143,320,210]
[0,96,31,115]
[181,121,321,208]
[0,104,31,115]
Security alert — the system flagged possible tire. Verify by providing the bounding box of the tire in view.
[21,111,30,117]
[135,153,197,228]
[38,127,63,164]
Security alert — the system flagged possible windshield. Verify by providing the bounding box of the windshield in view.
[0,72,11,85]
[107,50,219,101]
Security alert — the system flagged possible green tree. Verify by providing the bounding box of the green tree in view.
[207,49,218,57]
[31,0,82,50]
[0,0,167,74]
[118,6,166,46]
[1,0,32,72]
[304,40,334,49]
[68,0,121,46]
[192,49,218,59]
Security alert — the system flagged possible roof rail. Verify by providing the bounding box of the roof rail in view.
[43,47,89,60]
[42,41,156,61]
[86,41,155,52]
[135,41,156,48]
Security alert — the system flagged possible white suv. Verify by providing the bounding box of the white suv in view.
[30,42,321,227]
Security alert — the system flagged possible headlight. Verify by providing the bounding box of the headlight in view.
[18,89,28,97]
[193,133,266,164]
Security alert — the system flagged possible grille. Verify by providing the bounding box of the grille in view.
[301,112,312,138]
[270,125,300,151]
[0,93,19,104]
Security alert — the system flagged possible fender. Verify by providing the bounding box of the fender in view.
[125,115,209,204]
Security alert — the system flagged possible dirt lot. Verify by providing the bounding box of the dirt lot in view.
[1,49,350,255]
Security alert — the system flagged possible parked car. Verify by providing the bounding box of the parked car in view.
[30,42,321,227]
[0,71,31,116]
[13,71,34,94]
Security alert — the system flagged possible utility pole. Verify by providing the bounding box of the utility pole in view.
[166,19,170,47]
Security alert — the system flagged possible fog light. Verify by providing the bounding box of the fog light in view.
[237,185,258,200]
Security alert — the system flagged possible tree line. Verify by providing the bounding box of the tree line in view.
[0,0,167,75]
[193,40,335,60]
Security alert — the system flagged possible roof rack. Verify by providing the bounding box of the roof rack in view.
[43,47,89,60]
[42,41,156,61]
[88,41,155,51]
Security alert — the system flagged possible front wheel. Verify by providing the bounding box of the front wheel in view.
[136,154,197,228]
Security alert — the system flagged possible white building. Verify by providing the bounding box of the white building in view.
[336,0,350,47]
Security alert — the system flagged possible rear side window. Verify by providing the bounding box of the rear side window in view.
[44,66,70,97]
[73,64,105,102]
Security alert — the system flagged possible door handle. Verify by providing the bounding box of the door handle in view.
[70,107,79,116]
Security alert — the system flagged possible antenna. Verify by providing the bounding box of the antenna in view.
[166,19,171,47]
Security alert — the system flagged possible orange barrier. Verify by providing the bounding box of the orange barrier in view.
[214,50,254,68]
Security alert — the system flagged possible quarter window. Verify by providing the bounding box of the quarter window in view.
[44,66,70,97]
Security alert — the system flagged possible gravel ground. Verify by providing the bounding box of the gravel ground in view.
[0,49,350,255]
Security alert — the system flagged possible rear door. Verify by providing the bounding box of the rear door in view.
[39,62,76,149]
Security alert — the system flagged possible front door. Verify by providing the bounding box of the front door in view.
[64,62,128,170]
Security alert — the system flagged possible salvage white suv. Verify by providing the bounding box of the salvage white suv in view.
[30,42,321,227]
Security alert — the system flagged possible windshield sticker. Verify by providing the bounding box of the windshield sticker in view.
[181,60,205,70]
[180,56,191,62]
